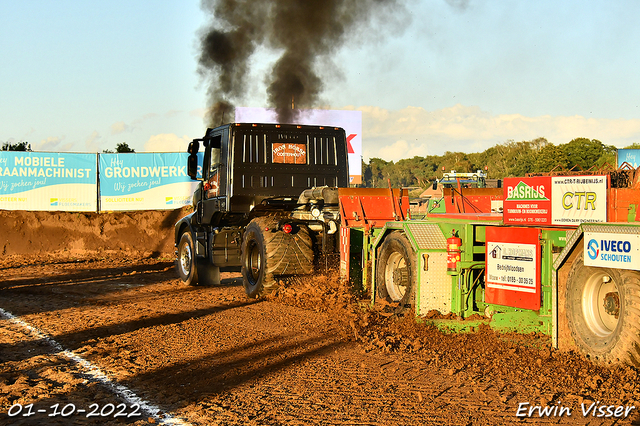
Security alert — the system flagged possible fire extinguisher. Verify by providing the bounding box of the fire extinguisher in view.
[447,230,462,273]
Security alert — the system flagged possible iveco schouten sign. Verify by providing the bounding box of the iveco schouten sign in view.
[584,231,640,271]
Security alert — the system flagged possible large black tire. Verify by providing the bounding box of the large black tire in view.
[176,232,199,286]
[375,232,417,312]
[176,231,221,286]
[241,217,314,299]
[566,251,640,365]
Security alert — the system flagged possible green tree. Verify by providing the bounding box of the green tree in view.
[470,139,544,178]
[1,141,31,151]
[365,157,391,188]
[597,144,617,167]
[560,138,604,170]
[361,159,372,187]
[360,136,618,184]
[103,142,135,153]
[532,144,569,173]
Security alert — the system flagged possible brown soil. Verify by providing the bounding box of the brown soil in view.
[1,209,639,425]
[0,208,190,263]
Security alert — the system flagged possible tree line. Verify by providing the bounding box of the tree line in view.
[1,141,135,153]
[362,138,640,188]
[4,137,638,189]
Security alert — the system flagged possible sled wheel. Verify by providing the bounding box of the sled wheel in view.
[376,232,416,311]
[566,251,640,365]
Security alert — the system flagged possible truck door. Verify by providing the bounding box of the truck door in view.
[201,132,227,225]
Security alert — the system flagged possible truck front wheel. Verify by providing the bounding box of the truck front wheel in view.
[566,251,640,365]
[177,232,199,286]
[177,231,221,286]
[376,232,416,312]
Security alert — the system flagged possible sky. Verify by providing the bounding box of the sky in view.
[2,0,640,163]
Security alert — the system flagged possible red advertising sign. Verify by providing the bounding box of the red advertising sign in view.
[503,177,552,225]
[485,226,541,310]
[272,143,307,164]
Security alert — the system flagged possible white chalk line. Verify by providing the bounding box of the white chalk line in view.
[0,307,193,426]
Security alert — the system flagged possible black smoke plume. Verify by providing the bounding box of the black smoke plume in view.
[198,0,406,125]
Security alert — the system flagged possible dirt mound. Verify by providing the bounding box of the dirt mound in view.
[271,273,640,413]
[0,208,191,265]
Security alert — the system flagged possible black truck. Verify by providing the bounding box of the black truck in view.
[174,123,349,297]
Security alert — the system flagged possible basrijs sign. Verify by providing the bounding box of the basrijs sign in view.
[505,180,549,201]
[503,177,552,225]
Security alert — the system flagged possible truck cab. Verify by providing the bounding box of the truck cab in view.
[175,123,349,295]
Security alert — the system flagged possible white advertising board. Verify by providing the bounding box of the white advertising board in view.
[486,241,538,293]
[235,107,362,184]
[584,232,640,271]
[551,176,607,225]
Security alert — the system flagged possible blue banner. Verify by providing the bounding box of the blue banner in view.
[99,153,201,211]
[0,152,97,211]
[618,149,640,169]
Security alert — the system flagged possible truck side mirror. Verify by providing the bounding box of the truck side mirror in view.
[187,140,200,155]
[187,140,200,180]
[188,154,199,180]
[432,181,438,190]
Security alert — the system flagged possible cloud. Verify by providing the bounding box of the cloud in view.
[377,139,426,161]
[85,131,104,152]
[143,134,191,152]
[357,104,640,162]
[111,113,161,136]
[110,121,130,135]
[32,136,72,152]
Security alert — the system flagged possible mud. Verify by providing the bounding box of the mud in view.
[1,209,639,425]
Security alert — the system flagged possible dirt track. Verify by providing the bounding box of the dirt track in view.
[1,209,640,425]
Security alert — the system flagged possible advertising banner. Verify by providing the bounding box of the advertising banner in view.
[551,176,607,225]
[99,153,199,211]
[235,107,363,184]
[0,152,97,211]
[617,149,640,168]
[503,176,607,227]
[584,232,640,271]
[485,227,541,310]
[503,176,551,225]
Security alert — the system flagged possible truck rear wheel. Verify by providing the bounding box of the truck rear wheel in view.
[566,251,640,365]
[376,232,416,312]
[241,218,314,298]
[241,218,281,298]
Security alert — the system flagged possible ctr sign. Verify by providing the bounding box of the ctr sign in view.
[561,191,597,211]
